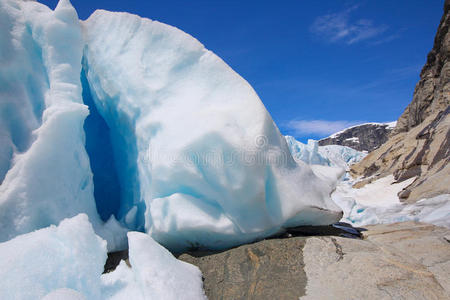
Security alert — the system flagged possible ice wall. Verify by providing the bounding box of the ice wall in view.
[0,0,103,242]
[83,10,342,250]
[0,0,47,183]
[0,0,342,252]
[285,136,366,169]
[285,137,331,166]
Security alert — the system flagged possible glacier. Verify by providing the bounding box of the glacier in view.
[0,0,344,252]
[284,136,366,205]
[285,136,366,169]
[81,9,343,250]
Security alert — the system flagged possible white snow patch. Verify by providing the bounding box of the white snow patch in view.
[385,121,397,129]
[344,137,359,143]
[352,175,415,208]
[42,289,86,300]
[332,174,450,228]
[325,121,396,139]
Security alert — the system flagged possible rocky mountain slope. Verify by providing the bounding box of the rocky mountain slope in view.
[351,0,450,203]
[318,122,395,152]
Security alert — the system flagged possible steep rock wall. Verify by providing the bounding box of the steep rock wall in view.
[351,0,450,203]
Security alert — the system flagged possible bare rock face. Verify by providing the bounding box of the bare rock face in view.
[179,238,308,300]
[318,123,394,152]
[394,0,450,134]
[351,109,450,202]
[178,222,450,300]
[351,1,450,203]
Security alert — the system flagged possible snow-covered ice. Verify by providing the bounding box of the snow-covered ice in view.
[0,0,104,243]
[285,137,331,166]
[0,214,207,299]
[102,232,206,300]
[284,136,367,211]
[343,175,415,208]
[284,135,450,229]
[42,289,87,300]
[285,136,366,169]
[0,214,106,300]
[332,174,450,228]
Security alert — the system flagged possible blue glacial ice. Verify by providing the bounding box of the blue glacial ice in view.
[0,0,103,242]
[0,0,343,252]
[82,10,344,250]
[285,136,366,169]
[284,136,367,209]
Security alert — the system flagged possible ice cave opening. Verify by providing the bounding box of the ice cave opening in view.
[81,68,121,222]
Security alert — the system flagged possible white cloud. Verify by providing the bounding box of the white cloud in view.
[369,33,401,45]
[285,119,363,136]
[310,5,388,45]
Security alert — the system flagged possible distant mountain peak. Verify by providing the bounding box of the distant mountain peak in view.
[318,122,396,152]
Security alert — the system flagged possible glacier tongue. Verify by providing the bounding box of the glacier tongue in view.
[285,136,366,169]
[0,0,342,252]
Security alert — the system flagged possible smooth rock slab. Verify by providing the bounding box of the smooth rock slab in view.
[179,222,450,300]
[179,237,308,300]
[302,221,450,299]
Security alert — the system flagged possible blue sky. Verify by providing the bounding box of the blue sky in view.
[40,0,444,141]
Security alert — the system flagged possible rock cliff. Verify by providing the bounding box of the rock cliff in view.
[394,0,450,134]
[351,0,450,203]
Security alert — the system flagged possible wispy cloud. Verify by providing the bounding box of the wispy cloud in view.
[369,33,401,45]
[285,119,364,136]
[388,65,422,78]
[310,5,389,45]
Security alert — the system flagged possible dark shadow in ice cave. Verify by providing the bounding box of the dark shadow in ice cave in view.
[81,70,121,222]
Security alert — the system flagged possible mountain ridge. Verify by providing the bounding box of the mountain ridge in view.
[318,122,396,152]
